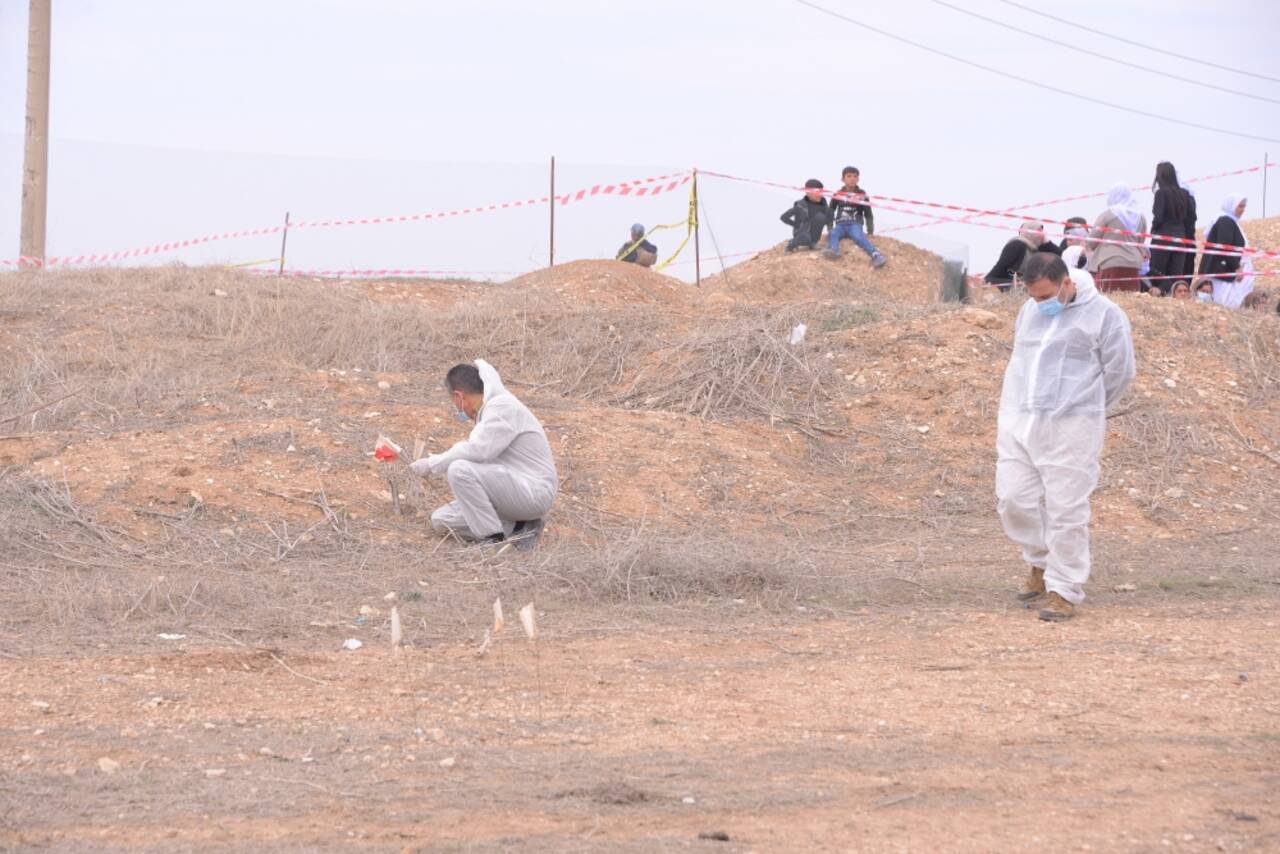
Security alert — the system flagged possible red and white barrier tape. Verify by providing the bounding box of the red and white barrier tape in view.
[1083,270,1279,285]
[700,169,1280,261]
[945,212,1277,259]
[0,171,691,269]
[885,161,1276,235]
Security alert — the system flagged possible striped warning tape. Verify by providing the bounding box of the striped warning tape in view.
[884,161,1276,235]
[699,169,1280,262]
[1,170,691,270]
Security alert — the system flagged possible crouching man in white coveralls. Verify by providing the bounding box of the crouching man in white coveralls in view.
[997,252,1135,621]
[410,360,558,550]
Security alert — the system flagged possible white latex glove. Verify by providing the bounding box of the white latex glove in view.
[409,458,433,477]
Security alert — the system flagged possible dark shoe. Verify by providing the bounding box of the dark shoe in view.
[511,518,545,552]
[822,249,840,260]
[471,534,513,559]
[1015,566,1046,603]
[1038,592,1076,622]
[871,253,887,269]
[468,532,506,551]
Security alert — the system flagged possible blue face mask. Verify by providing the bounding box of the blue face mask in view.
[1037,297,1065,318]
[453,408,471,423]
[1196,292,1213,303]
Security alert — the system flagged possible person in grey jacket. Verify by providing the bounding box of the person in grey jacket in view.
[1087,183,1149,293]
[412,360,558,549]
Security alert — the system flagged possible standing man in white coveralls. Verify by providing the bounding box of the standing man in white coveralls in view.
[410,360,558,551]
[997,252,1135,621]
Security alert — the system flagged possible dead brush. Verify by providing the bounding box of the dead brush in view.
[0,267,674,430]
[499,524,838,605]
[1106,406,1226,520]
[610,307,845,434]
[1164,308,1280,404]
[435,300,671,400]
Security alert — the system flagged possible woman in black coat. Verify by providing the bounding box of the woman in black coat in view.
[1147,161,1197,292]
[1198,193,1254,308]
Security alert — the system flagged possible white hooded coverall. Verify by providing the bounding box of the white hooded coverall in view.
[996,268,1135,604]
[426,360,558,540]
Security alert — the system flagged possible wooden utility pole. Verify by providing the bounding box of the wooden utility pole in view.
[19,0,52,268]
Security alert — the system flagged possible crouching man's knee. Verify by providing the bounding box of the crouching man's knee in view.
[445,459,479,490]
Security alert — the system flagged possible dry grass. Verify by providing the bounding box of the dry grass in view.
[4,265,1279,656]
[1163,306,1280,405]
[0,466,906,655]
[0,268,673,430]
[610,307,846,435]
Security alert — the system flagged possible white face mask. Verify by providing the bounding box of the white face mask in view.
[1196,292,1213,303]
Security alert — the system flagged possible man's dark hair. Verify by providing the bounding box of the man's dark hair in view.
[842,166,859,177]
[1065,216,1087,227]
[1022,252,1069,285]
[804,178,824,190]
[445,363,484,395]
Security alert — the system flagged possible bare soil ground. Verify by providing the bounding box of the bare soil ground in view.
[1,233,1278,850]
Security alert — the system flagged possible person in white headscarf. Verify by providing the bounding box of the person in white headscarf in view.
[997,251,1136,622]
[411,360,558,550]
[1087,183,1149,293]
[1198,193,1254,309]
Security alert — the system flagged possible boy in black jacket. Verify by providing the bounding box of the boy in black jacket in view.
[781,179,831,253]
[825,167,886,268]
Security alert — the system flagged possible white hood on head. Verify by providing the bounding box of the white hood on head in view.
[475,359,507,403]
[1067,265,1097,305]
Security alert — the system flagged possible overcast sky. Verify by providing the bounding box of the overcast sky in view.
[2,0,1278,280]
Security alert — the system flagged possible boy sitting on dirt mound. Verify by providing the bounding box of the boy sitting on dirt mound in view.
[780,179,831,253]
[825,166,886,269]
[410,360,558,553]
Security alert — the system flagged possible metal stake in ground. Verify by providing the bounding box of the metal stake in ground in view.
[693,168,701,288]
[548,156,556,267]
[277,211,291,278]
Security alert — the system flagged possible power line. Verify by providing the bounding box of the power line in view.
[789,0,1280,145]
[992,0,1280,85]
[927,0,1280,106]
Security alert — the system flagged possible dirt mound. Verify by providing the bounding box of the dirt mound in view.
[2,265,1277,660]
[702,236,945,305]
[820,290,1280,539]
[353,276,489,311]
[501,259,697,309]
[1244,214,1279,278]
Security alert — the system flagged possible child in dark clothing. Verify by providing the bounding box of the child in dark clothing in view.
[825,167,886,268]
[781,179,830,253]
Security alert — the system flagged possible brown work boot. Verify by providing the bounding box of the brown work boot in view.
[1038,592,1076,622]
[1015,566,1046,603]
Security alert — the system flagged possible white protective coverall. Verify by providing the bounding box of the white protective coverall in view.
[996,267,1136,604]
[425,360,558,539]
